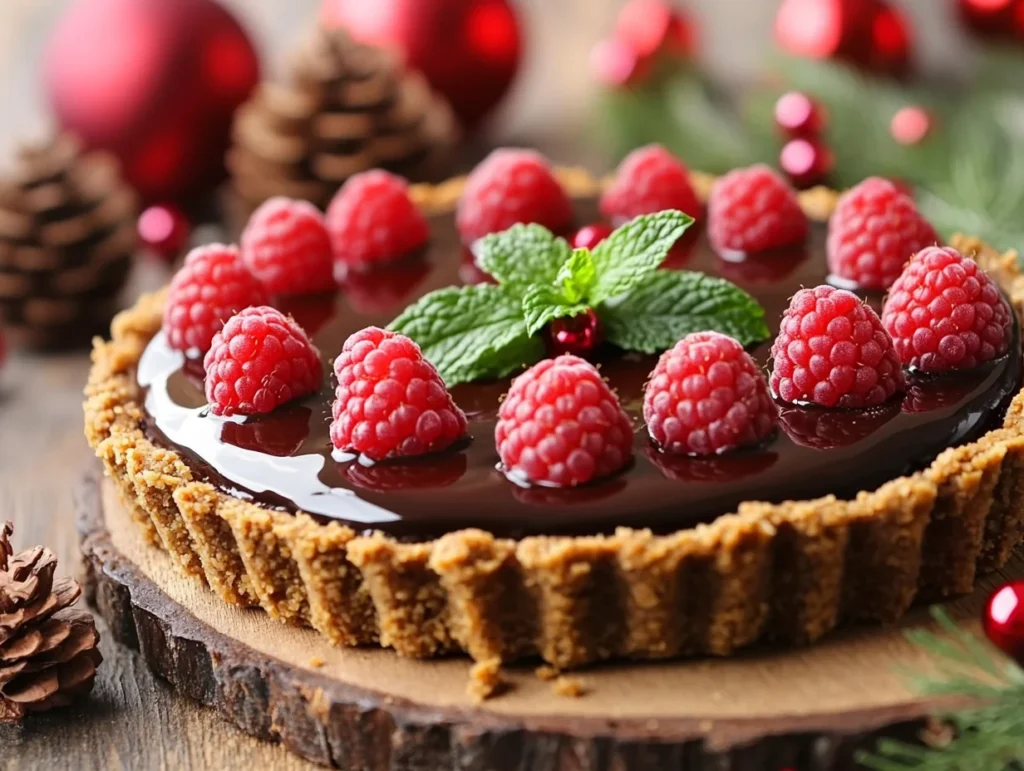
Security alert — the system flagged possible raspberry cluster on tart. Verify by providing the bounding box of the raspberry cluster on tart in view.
[86,146,1024,673]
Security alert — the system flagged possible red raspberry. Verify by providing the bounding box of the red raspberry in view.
[881,246,1012,373]
[600,144,701,223]
[325,170,430,275]
[455,149,573,245]
[163,244,267,353]
[203,306,323,417]
[707,164,808,255]
[643,332,776,456]
[826,177,938,290]
[495,355,634,487]
[331,327,467,461]
[770,285,905,408]
[240,197,335,295]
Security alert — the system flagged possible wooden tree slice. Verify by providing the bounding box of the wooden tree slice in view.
[76,465,1020,770]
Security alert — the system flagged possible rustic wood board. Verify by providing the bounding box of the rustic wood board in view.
[76,465,1024,770]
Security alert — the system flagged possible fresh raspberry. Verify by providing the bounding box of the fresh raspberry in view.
[770,285,905,408]
[707,164,808,255]
[455,149,573,245]
[495,355,634,487]
[600,144,701,222]
[881,246,1012,373]
[240,197,335,295]
[325,170,430,275]
[643,332,776,456]
[826,177,938,290]
[163,244,268,353]
[203,306,323,417]
[331,327,467,461]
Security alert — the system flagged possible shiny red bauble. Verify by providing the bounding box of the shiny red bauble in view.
[983,581,1024,663]
[547,309,602,357]
[780,137,834,189]
[890,106,933,146]
[571,223,614,250]
[138,204,191,262]
[775,0,913,77]
[958,0,1024,40]
[774,92,827,137]
[321,0,521,132]
[44,0,259,204]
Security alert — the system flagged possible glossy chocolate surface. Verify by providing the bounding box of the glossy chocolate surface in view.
[138,200,1022,538]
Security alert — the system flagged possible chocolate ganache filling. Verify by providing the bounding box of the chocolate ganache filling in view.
[138,199,1022,538]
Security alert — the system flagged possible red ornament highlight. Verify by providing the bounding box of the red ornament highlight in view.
[547,309,602,357]
[44,0,260,203]
[983,581,1024,663]
[321,0,521,131]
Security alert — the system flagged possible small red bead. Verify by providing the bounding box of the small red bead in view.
[571,223,614,250]
[138,204,190,262]
[779,137,834,189]
[890,106,932,146]
[983,581,1024,663]
[547,308,602,357]
[774,92,826,137]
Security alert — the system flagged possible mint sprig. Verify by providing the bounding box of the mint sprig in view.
[389,210,770,385]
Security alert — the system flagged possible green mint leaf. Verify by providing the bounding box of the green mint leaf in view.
[556,248,597,303]
[600,271,769,354]
[389,284,543,384]
[476,223,572,296]
[589,210,695,305]
[522,284,590,336]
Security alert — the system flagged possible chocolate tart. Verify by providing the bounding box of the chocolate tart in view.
[84,168,1024,671]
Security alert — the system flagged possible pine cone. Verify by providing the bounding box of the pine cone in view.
[0,135,138,349]
[0,522,102,723]
[228,26,457,214]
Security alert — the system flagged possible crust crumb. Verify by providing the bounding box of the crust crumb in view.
[467,658,504,702]
[552,675,587,698]
[308,656,325,668]
[534,664,559,681]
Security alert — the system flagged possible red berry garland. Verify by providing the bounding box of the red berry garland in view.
[774,92,827,137]
[779,137,834,189]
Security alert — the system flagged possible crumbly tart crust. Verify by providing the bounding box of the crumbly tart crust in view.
[84,170,1024,670]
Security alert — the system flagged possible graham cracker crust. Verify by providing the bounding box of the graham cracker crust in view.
[83,170,1024,671]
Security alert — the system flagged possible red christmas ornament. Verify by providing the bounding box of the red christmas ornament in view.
[774,0,913,77]
[779,137,834,189]
[774,92,827,137]
[547,309,602,357]
[138,204,191,262]
[890,106,933,146]
[958,0,1024,40]
[983,581,1024,662]
[44,0,260,204]
[571,223,614,250]
[613,0,696,60]
[321,0,521,132]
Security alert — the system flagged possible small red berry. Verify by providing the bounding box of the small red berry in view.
[456,149,573,245]
[827,177,939,291]
[163,244,268,354]
[644,331,777,456]
[774,92,826,137]
[241,197,335,295]
[547,308,602,356]
[613,0,695,59]
[589,37,652,87]
[770,285,905,409]
[331,327,467,461]
[708,164,808,256]
[882,246,1012,373]
[326,170,430,275]
[890,106,933,146]
[983,581,1024,664]
[138,203,190,262]
[779,137,834,189]
[571,223,614,250]
[600,144,701,223]
[496,355,634,487]
[203,306,323,417]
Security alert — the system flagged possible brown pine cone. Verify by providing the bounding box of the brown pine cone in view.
[228,26,457,215]
[0,135,138,349]
[0,522,102,723]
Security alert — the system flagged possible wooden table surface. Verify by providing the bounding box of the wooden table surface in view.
[0,1,977,769]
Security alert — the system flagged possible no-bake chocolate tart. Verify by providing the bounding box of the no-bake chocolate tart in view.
[84,163,1024,674]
